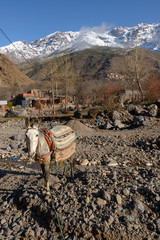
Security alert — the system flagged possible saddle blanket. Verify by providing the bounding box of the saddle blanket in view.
[50,125,76,162]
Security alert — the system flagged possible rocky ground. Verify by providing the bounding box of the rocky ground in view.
[0,113,160,240]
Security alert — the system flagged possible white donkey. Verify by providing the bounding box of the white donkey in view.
[25,118,76,194]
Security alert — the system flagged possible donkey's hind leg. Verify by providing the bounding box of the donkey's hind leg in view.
[62,163,66,176]
[70,153,76,178]
[70,162,73,178]
[70,155,76,178]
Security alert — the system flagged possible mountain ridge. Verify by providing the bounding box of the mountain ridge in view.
[0,22,160,64]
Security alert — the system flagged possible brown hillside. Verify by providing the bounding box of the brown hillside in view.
[0,54,35,88]
[19,47,160,86]
[19,47,123,89]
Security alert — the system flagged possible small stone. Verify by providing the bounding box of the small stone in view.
[146,162,153,167]
[134,200,145,213]
[6,146,11,151]
[124,215,137,223]
[132,170,139,176]
[88,209,93,215]
[108,216,114,225]
[89,214,94,220]
[104,220,109,228]
[102,191,111,202]
[96,197,107,206]
[107,160,118,167]
[123,188,130,196]
[126,222,133,231]
[116,194,122,205]
[22,191,28,197]
[19,166,24,169]
[4,228,12,236]
[4,210,9,215]
[156,195,160,202]
[91,203,97,211]
[1,219,6,225]
[35,227,42,237]
[13,224,20,232]
[86,197,90,204]
[156,218,160,233]
[80,159,89,166]
[29,229,35,237]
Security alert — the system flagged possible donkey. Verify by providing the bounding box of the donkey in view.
[25,118,76,194]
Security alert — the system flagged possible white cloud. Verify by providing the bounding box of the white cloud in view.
[79,22,113,34]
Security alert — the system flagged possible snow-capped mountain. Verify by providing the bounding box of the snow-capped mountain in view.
[0,22,160,64]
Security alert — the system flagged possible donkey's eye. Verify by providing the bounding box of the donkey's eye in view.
[36,134,38,137]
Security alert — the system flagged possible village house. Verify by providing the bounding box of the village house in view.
[12,89,66,109]
[107,72,124,81]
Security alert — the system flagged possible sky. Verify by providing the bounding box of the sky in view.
[0,0,159,47]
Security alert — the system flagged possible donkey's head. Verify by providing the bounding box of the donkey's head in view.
[25,118,41,159]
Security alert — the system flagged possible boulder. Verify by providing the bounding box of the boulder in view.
[103,121,114,129]
[88,108,100,119]
[111,110,120,120]
[114,119,125,129]
[74,110,82,119]
[147,104,158,117]
[5,110,19,118]
[128,104,142,115]
[133,116,145,127]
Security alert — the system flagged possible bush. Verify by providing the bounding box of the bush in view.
[143,75,160,103]
[76,80,123,111]
[99,82,123,111]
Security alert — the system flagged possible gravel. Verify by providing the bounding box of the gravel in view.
[0,118,160,239]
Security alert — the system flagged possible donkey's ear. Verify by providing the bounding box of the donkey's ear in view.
[38,118,41,128]
[25,118,30,127]
[31,117,41,129]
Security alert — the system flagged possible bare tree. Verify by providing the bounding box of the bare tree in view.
[58,53,77,111]
[45,52,77,113]
[45,57,63,114]
[111,47,152,102]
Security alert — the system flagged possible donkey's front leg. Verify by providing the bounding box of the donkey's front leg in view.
[40,163,50,194]
[43,163,51,194]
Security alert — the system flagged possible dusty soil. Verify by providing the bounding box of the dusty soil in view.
[0,118,160,239]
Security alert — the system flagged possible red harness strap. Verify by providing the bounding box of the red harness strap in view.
[41,128,53,149]
[43,133,52,150]
[41,151,53,158]
[38,129,54,162]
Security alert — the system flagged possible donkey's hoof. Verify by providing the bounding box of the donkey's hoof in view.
[46,190,50,196]
[44,194,51,202]
[42,189,46,195]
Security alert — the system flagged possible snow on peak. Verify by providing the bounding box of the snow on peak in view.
[0,22,160,63]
